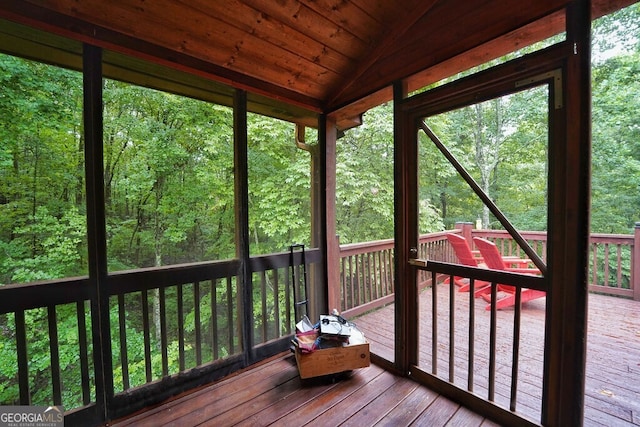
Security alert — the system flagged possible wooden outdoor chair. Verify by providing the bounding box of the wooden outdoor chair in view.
[445,233,489,294]
[472,237,545,310]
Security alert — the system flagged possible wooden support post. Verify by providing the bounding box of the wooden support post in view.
[233,89,253,364]
[83,43,111,422]
[324,115,340,314]
[394,79,415,371]
[542,1,591,425]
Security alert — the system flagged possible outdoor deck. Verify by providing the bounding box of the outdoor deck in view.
[354,288,640,426]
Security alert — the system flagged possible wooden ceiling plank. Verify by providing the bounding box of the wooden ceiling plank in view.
[31,0,339,99]
[183,0,354,76]
[330,0,570,108]
[298,0,383,45]
[242,0,369,59]
[12,0,640,125]
[1,3,324,113]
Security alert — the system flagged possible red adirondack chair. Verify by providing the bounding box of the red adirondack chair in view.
[472,237,545,310]
[445,233,489,294]
[446,233,530,295]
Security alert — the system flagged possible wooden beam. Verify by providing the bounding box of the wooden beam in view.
[233,89,254,365]
[328,0,637,115]
[330,0,569,108]
[393,79,416,372]
[83,43,111,421]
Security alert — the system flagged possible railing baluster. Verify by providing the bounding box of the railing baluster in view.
[194,281,202,366]
[489,282,497,402]
[340,258,348,312]
[348,256,354,309]
[356,254,362,306]
[118,294,129,390]
[211,279,219,360]
[226,277,234,354]
[617,245,623,289]
[47,306,62,405]
[273,270,280,337]
[510,287,522,411]
[468,279,475,392]
[381,250,388,296]
[16,310,30,404]
[432,271,438,375]
[390,249,395,293]
[366,252,372,302]
[284,269,292,332]
[177,284,185,371]
[160,287,169,377]
[76,300,91,405]
[260,271,267,342]
[374,251,381,300]
[604,243,610,287]
[449,277,455,383]
[592,244,599,286]
[141,290,152,382]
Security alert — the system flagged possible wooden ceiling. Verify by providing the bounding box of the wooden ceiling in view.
[0,0,636,129]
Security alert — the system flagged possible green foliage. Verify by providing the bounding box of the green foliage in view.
[4,207,86,283]
[0,56,86,284]
[103,81,238,268]
[591,52,640,233]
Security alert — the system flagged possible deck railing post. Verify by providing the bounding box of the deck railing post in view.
[633,223,640,301]
[455,222,474,247]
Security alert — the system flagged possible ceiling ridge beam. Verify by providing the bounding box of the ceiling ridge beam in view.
[327,0,439,107]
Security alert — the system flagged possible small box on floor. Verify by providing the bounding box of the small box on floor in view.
[294,342,370,379]
[293,314,370,379]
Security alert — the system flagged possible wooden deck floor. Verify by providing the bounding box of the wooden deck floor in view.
[110,353,499,426]
[353,288,640,426]
[110,290,639,427]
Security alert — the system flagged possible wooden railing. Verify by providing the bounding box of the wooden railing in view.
[0,248,319,423]
[411,259,547,424]
[338,224,640,317]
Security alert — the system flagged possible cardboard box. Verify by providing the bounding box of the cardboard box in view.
[294,342,370,379]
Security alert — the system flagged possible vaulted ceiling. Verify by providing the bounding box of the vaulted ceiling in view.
[0,0,635,129]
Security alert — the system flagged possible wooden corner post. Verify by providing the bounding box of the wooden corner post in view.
[542,1,591,425]
[323,114,340,315]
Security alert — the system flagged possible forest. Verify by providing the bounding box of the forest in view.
[0,4,639,409]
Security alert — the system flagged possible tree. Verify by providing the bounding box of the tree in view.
[247,114,312,254]
[336,103,403,243]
